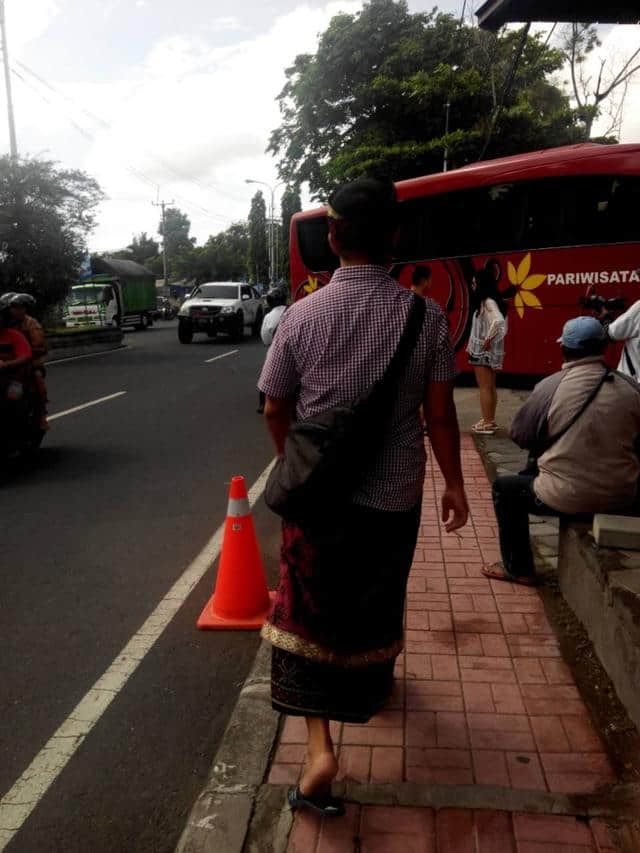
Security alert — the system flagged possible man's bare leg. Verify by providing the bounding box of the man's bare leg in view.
[299,717,338,798]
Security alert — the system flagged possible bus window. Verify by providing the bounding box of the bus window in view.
[395,174,640,262]
[606,176,640,242]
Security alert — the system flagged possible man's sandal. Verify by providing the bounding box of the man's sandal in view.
[471,420,498,435]
[481,563,538,586]
[288,785,345,817]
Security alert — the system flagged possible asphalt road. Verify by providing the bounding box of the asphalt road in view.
[0,322,281,853]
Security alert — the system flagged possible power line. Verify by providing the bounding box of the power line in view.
[10,66,232,225]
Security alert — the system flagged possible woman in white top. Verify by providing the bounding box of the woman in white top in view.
[467,264,508,435]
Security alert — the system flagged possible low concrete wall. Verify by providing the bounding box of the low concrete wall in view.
[559,520,640,731]
[47,328,125,362]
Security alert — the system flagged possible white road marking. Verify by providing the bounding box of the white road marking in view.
[48,392,128,421]
[47,346,129,366]
[204,349,238,364]
[0,459,276,849]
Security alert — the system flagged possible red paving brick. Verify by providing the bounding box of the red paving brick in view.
[285,806,621,851]
[276,440,621,850]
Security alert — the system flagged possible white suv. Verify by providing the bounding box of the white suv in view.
[177,282,264,344]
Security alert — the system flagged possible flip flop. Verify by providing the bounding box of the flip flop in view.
[288,785,345,818]
[471,420,498,435]
[481,563,538,586]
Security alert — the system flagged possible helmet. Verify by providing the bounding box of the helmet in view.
[266,286,287,308]
[10,292,36,308]
[0,291,17,310]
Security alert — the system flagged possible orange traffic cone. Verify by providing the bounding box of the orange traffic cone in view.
[197,476,275,630]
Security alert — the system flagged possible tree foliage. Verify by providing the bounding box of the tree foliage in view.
[112,231,159,267]
[269,0,586,197]
[248,190,269,285]
[0,156,103,312]
[280,184,301,282]
[173,223,249,283]
[158,206,195,278]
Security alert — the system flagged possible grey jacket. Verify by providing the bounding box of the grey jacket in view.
[511,357,640,514]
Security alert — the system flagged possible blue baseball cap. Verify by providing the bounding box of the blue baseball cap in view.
[557,316,606,349]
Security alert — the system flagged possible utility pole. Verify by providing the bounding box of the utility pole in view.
[245,179,285,286]
[0,0,17,158]
[153,199,174,286]
[443,101,451,173]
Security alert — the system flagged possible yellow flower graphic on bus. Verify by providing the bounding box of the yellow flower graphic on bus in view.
[304,275,320,295]
[508,254,546,319]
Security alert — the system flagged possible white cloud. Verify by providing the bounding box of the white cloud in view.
[80,0,362,250]
[208,15,243,32]
[5,0,61,51]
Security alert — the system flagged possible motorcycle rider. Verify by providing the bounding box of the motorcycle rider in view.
[0,295,32,404]
[9,293,49,429]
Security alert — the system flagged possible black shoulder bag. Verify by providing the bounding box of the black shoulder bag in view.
[520,367,612,476]
[264,295,426,535]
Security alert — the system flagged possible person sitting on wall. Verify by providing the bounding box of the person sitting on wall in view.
[482,316,640,587]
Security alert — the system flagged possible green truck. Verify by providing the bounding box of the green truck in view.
[64,258,157,330]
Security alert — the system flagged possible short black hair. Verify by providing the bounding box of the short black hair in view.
[327,178,398,264]
[562,338,607,361]
[412,265,431,285]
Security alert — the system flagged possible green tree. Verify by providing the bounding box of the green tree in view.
[115,231,159,266]
[112,231,159,267]
[269,0,585,198]
[248,191,268,284]
[173,222,249,283]
[280,184,301,284]
[158,206,195,279]
[0,156,103,312]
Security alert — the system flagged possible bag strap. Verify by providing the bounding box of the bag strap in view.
[624,344,637,378]
[378,294,426,393]
[539,367,612,455]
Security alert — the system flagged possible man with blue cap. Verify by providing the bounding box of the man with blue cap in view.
[482,316,640,586]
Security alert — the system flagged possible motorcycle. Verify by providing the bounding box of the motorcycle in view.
[0,385,46,462]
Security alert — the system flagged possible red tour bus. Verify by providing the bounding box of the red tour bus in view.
[289,143,640,375]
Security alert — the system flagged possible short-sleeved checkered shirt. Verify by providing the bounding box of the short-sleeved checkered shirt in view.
[258,265,455,511]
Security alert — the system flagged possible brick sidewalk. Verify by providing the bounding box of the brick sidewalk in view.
[267,437,622,852]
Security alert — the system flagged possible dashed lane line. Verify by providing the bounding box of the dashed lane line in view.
[204,349,238,364]
[47,346,130,365]
[48,392,128,421]
[0,459,276,849]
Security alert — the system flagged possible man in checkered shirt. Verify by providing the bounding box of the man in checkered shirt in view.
[258,178,468,818]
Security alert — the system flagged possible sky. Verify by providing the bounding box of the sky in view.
[2,0,639,253]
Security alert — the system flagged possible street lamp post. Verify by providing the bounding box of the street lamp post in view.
[443,65,459,173]
[443,101,451,173]
[245,179,285,285]
[0,0,18,158]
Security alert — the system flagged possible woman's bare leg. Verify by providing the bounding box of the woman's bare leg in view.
[474,365,498,424]
[299,717,338,797]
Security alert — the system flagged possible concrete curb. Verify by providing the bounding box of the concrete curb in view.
[249,780,640,822]
[175,641,281,853]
